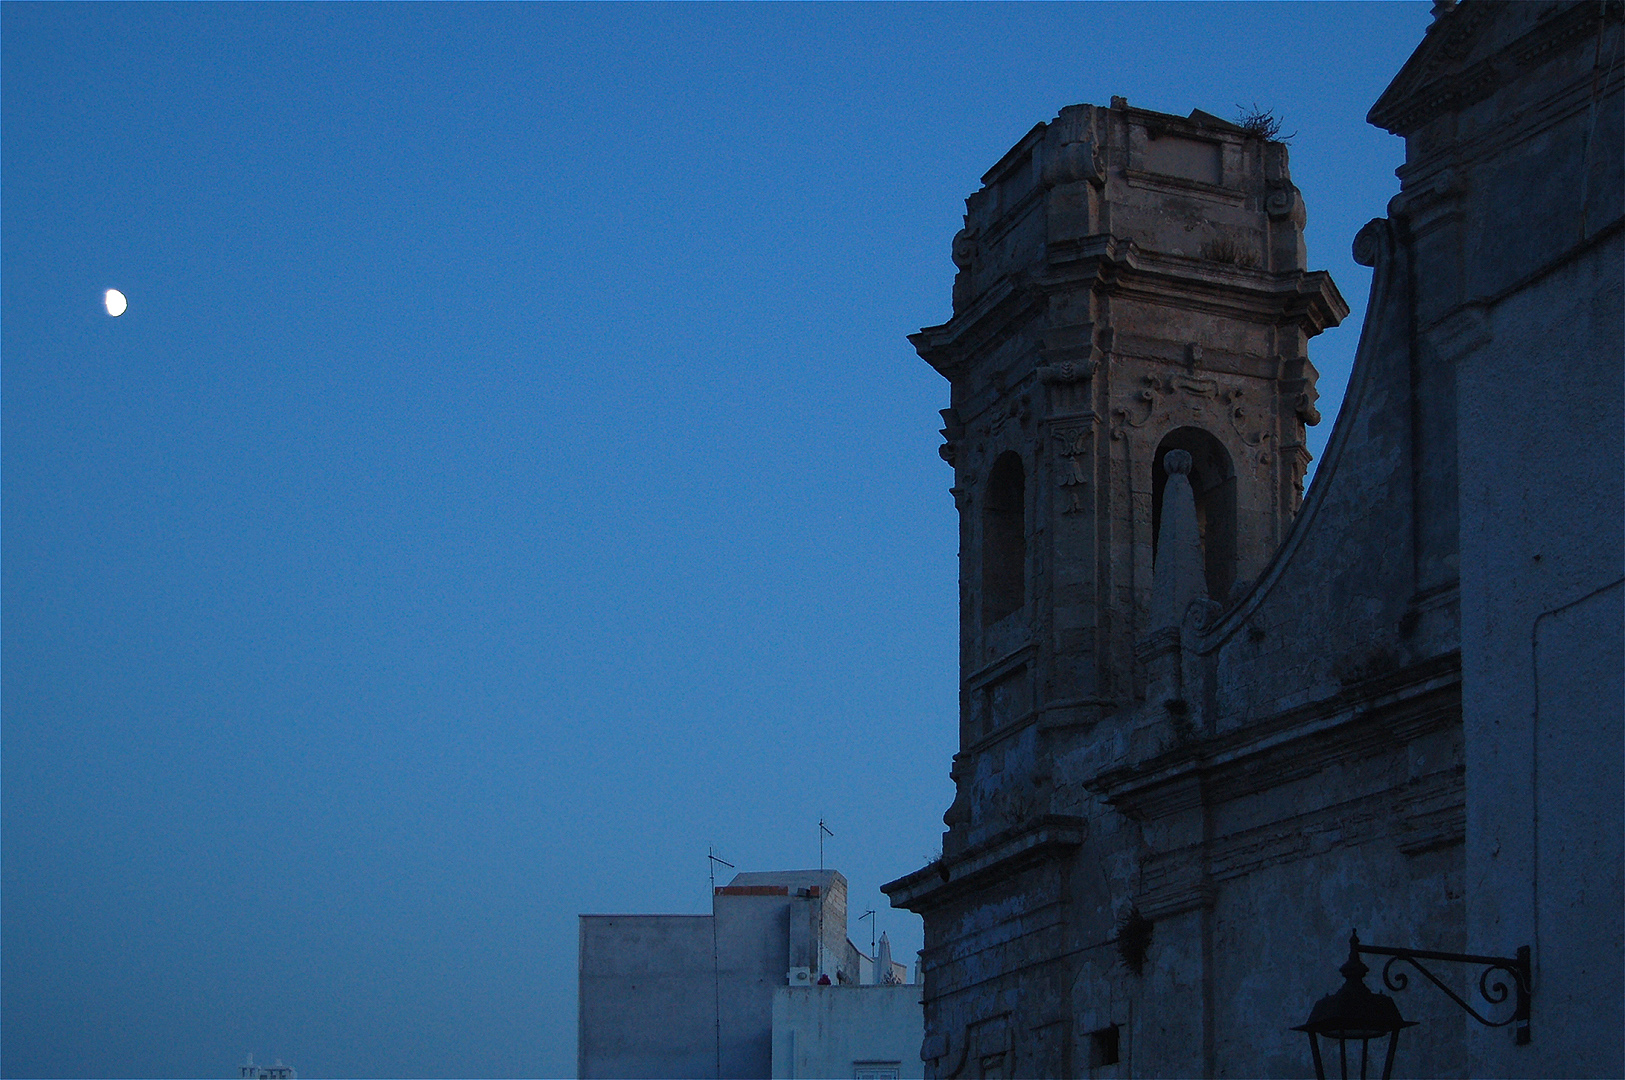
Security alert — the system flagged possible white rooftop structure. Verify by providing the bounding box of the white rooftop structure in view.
[579,868,921,1079]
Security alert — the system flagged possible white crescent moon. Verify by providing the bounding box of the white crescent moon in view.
[104,289,127,317]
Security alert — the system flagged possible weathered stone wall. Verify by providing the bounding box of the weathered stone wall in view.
[1459,238,1622,1078]
[891,91,1352,1079]
[887,3,1622,1077]
[1364,2,1625,1073]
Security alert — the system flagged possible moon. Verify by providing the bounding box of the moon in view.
[104,289,127,317]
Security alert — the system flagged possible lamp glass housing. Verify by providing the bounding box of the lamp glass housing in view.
[1293,935,1416,1080]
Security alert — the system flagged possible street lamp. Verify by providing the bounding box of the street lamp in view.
[1293,932,1415,1079]
[1295,930,1532,1080]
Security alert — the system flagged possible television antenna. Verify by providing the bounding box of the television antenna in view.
[707,847,734,1079]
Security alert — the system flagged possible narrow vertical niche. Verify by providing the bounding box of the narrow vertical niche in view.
[982,451,1026,625]
[1151,428,1237,601]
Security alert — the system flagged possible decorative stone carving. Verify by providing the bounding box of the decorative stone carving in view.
[1294,390,1322,426]
[1169,372,1218,397]
[942,755,972,831]
[1037,360,1096,385]
[988,397,1029,441]
[892,88,1360,1080]
[1150,449,1208,633]
[1039,359,1096,419]
[1051,424,1092,514]
[951,227,976,270]
[1224,387,1269,447]
[1265,182,1303,220]
[1042,138,1105,188]
[1110,376,1162,435]
[1352,217,1389,267]
[938,408,965,465]
[952,226,978,312]
[1050,426,1090,469]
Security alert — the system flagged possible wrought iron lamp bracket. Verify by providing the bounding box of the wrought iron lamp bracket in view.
[1356,942,1531,1045]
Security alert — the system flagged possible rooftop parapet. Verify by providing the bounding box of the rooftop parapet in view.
[949,99,1313,317]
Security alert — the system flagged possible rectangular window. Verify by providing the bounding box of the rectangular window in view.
[1088,1023,1121,1067]
[853,1063,900,1080]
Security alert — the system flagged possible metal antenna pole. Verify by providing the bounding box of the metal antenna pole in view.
[815,820,834,981]
[707,847,733,1079]
[860,909,876,975]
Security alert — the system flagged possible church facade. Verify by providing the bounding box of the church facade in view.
[883,3,1622,1076]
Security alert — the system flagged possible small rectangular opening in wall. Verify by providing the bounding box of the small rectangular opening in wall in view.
[1088,1024,1120,1067]
[853,1063,900,1080]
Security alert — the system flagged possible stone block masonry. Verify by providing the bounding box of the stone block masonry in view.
[886,3,1623,1076]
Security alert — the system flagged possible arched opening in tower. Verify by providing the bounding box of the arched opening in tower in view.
[982,451,1026,626]
[1152,428,1237,602]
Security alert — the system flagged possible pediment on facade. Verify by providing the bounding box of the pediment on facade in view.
[1193,215,1411,658]
[1368,1,1616,134]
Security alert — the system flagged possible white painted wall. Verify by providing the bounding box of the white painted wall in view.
[772,985,924,1080]
[578,915,716,1079]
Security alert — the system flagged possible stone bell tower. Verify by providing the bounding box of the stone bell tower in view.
[911,99,1346,859]
[889,98,1345,1077]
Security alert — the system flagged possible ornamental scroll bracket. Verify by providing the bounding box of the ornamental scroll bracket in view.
[1355,936,1532,1045]
[1109,375,1162,438]
[1169,373,1219,397]
[939,408,966,465]
[1223,386,1272,455]
[1169,343,1220,398]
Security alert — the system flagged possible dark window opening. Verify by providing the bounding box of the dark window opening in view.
[981,451,1026,625]
[1088,1024,1121,1067]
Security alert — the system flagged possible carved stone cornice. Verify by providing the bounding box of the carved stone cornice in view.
[1086,651,1461,822]
[965,642,1036,690]
[1369,0,1622,136]
[914,234,1349,383]
[980,121,1048,189]
[1116,262,1348,337]
[881,815,1088,913]
[910,275,1047,382]
[1041,240,1349,337]
[1134,765,1465,920]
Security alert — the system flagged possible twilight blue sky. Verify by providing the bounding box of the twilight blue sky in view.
[3,4,1432,1077]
